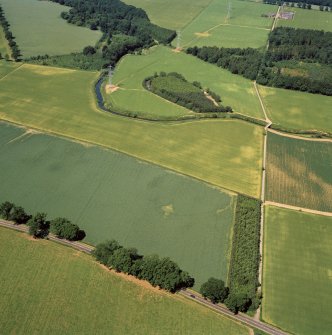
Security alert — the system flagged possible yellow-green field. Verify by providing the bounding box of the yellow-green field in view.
[262,206,332,335]
[177,0,275,49]
[276,7,332,32]
[110,46,264,119]
[0,227,251,335]
[0,26,11,59]
[258,84,332,133]
[1,0,102,58]
[0,62,263,197]
[266,131,332,212]
[122,0,212,30]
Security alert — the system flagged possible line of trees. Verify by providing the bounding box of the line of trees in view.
[143,72,232,113]
[0,5,21,61]
[263,0,331,8]
[93,240,195,292]
[0,201,85,241]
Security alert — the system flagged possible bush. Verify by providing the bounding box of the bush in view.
[27,213,49,239]
[50,217,85,241]
[200,278,229,303]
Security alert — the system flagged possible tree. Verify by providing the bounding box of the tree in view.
[0,201,14,220]
[83,46,96,55]
[93,240,122,265]
[225,292,251,314]
[10,206,30,224]
[49,217,83,240]
[200,278,229,303]
[27,213,49,238]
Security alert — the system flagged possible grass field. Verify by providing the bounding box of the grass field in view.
[276,7,332,32]
[0,62,263,197]
[122,0,212,30]
[258,84,332,133]
[0,0,102,58]
[262,206,332,335]
[266,131,332,212]
[0,121,237,288]
[0,227,251,335]
[177,0,275,49]
[0,60,20,79]
[0,26,11,59]
[110,46,264,119]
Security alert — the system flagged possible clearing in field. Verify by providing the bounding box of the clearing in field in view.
[276,7,332,32]
[122,0,212,30]
[109,46,264,119]
[262,206,332,335]
[0,62,263,197]
[0,0,102,58]
[177,0,276,49]
[0,227,251,335]
[0,26,11,59]
[0,121,236,288]
[266,131,332,213]
[258,84,332,133]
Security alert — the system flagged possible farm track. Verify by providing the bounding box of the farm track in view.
[0,219,289,335]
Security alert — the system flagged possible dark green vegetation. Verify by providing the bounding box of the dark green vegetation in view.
[94,240,194,292]
[51,0,175,65]
[0,227,251,335]
[186,47,262,80]
[0,201,30,224]
[0,5,21,60]
[263,206,332,335]
[264,0,331,8]
[257,27,332,95]
[227,195,261,313]
[266,131,332,212]
[200,278,229,304]
[0,122,236,288]
[143,72,232,113]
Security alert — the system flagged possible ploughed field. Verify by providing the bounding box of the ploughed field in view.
[266,131,332,213]
[0,227,251,335]
[262,206,332,335]
[0,122,236,288]
[0,62,263,198]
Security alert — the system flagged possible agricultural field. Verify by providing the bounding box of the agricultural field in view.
[177,0,275,49]
[0,227,251,335]
[0,121,236,288]
[0,26,11,58]
[122,0,212,30]
[258,84,332,133]
[0,0,102,58]
[262,206,332,335]
[276,7,332,32]
[0,63,263,197]
[0,60,20,78]
[266,131,332,212]
[110,46,264,119]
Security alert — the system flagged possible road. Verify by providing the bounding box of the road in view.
[179,290,289,335]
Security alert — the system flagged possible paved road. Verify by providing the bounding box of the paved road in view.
[0,220,289,335]
[180,290,289,335]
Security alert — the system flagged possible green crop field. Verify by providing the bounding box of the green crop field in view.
[177,0,275,49]
[0,62,263,197]
[0,227,251,335]
[258,84,332,133]
[262,206,332,335]
[0,26,11,59]
[266,131,332,212]
[122,0,212,30]
[0,121,236,288]
[0,60,20,79]
[109,46,264,119]
[276,7,332,32]
[0,0,102,58]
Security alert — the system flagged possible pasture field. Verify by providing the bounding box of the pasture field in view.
[0,0,102,58]
[0,122,236,288]
[0,60,20,79]
[262,206,332,335]
[0,63,263,197]
[276,7,332,32]
[122,0,212,30]
[266,131,332,212]
[110,46,264,119]
[0,26,11,58]
[0,228,251,335]
[177,0,275,49]
[258,84,332,133]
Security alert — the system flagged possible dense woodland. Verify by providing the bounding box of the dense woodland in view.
[49,0,175,65]
[0,6,21,61]
[143,72,232,113]
[93,240,194,292]
[227,195,261,313]
[263,0,331,8]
